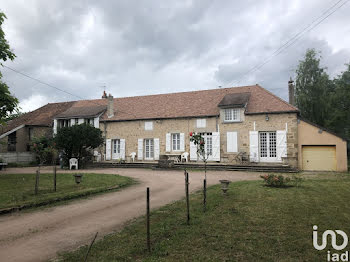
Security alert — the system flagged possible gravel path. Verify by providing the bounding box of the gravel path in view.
[0,167,261,262]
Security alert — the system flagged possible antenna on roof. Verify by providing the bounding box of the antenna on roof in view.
[100,84,107,99]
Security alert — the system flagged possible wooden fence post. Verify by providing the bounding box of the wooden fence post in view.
[84,232,98,262]
[35,168,40,195]
[53,165,57,192]
[147,187,151,252]
[185,170,190,225]
[203,179,207,212]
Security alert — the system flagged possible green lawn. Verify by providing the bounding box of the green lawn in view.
[0,172,135,210]
[58,173,350,262]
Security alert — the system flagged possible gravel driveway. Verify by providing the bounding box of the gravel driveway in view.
[0,167,261,262]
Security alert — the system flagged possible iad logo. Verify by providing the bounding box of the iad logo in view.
[313,225,349,261]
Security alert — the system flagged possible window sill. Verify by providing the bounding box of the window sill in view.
[222,120,242,123]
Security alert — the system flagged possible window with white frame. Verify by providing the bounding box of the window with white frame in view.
[196,118,206,128]
[113,139,121,154]
[224,108,240,122]
[145,121,153,130]
[172,133,180,151]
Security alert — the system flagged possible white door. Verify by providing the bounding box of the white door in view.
[198,133,213,161]
[112,139,121,159]
[144,139,154,160]
[259,131,277,162]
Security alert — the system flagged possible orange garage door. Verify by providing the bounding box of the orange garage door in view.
[302,146,336,171]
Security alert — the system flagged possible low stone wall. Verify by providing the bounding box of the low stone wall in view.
[0,152,36,163]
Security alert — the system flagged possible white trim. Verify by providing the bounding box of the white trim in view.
[224,108,240,122]
[0,124,25,139]
[253,121,256,131]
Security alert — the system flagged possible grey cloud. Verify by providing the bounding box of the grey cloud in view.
[0,0,349,111]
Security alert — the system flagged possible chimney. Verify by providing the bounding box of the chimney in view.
[288,77,295,106]
[102,91,107,99]
[107,94,114,118]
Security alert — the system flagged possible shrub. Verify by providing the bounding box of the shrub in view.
[260,174,291,187]
[260,174,304,188]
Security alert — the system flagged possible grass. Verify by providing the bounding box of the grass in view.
[58,173,350,262]
[0,172,135,210]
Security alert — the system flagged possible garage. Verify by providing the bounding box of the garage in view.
[302,145,336,171]
[298,119,348,172]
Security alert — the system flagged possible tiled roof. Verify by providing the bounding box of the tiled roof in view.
[100,84,299,121]
[218,92,251,108]
[55,105,106,118]
[0,102,74,135]
[0,85,299,136]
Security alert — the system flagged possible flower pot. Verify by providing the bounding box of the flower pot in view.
[219,179,230,194]
[73,174,83,184]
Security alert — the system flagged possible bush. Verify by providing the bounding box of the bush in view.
[260,174,303,188]
[260,174,291,187]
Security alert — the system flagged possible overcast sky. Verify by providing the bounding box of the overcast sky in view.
[1,0,350,112]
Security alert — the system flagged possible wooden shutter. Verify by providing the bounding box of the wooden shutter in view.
[227,132,238,153]
[212,132,221,161]
[190,141,197,161]
[180,133,185,151]
[166,133,171,152]
[276,130,287,162]
[249,131,259,162]
[120,139,126,160]
[138,139,143,160]
[154,138,160,160]
[106,139,112,160]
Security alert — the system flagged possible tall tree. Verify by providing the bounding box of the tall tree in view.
[295,49,332,127]
[328,64,350,142]
[0,11,18,124]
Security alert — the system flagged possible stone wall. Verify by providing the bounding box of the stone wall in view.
[102,112,299,168]
[0,126,52,153]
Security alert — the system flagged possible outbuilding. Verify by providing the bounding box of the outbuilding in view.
[298,118,348,172]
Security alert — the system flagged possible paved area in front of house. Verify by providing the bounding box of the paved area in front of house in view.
[0,167,261,262]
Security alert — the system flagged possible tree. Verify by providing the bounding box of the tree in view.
[54,124,104,167]
[328,64,350,143]
[295,49,332,127]
[0,11,18,124]
[31,136,57,165]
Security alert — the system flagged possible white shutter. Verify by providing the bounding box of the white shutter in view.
[249,131,259,162]
[276,130,287,162]
[53,119,58,135]
[120,139,126,160]
[138,139,143,160]
[227,132,238,153]
[190,141,197,161]
[94,117,99,128]
[70,119,75,126]
[212,132,221,161]
[166,133,171,152]
[154,138,160,160]
[106,139,112,160]
[180,133,185,151]
[196,119,206,128]
[78,118,84,124]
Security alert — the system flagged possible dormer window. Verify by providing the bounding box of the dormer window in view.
[224,108,240,122]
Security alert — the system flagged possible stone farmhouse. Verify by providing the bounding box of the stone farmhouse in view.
[0,83,347,171]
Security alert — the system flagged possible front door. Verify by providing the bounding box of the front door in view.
[145,139,154,160]
[112,139,121,159]
[259,131,277,162]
